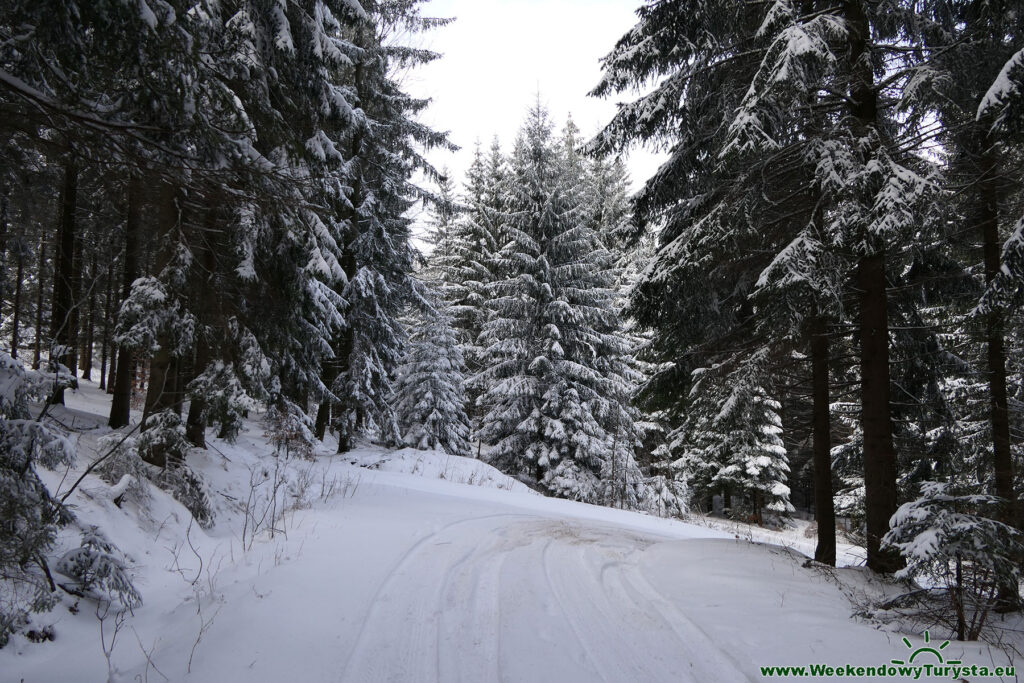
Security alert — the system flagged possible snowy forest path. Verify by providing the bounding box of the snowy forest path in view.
[339,512,753,682]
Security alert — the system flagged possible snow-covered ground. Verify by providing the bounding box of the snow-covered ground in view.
[3,381,1019,682]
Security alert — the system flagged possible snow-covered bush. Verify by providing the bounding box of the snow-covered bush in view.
[155,466,215,529]
[94,434,151,507]
[55,527,141,609]
[137,410,191,467]
[187,359,259,443]
[40,348,78,400]
[644,471,689,519]
[96,421,215,527]
[392,300,472,456]
[264,401,316,460]
[0,353,74,647]
[137,411,215,527]
[883,482,1024,640]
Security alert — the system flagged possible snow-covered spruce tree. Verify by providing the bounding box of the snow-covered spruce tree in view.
[963,18,1024,610]
[674,353,794,522]
[426,172,461,268]
[564,119,654,509]
[429,140,507,421]
[0,353,73,646]
[55,526,142,610]
[884,481,1024,640]
[475,104,642,503]
[588,0,810,525]
[392,294,472,456]
[591,0,945,570]
[317,0,454,453]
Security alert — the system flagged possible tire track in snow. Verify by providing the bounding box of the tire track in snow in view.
[538,521,752,682]
[339,513,533,681]
[619,564,757,682]
[494,524,606,682]
[435,527,511,682]
[341,514,758,682]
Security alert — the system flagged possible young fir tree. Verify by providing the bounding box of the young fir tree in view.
[0,353,73,645]
[475,104,642,503]
[675,353,794,521]
[431,141,507,388]
[393,294,472,456]
[313,0,454,453]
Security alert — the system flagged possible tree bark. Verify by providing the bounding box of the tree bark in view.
[33,236,45,369]
[11,243,24,358]
[184,342,208,448]
[844,0,902,574]
[67,228,82,376]
[978,142,1021,611]
[142,182,182,438]
[81,252,97,380]
[49,163,79,404]
[811,321,836,566]
[0,185,8,320]
[857,252,902,572]
[109,177,142,428]
[106,345,118,394]
[99,259,114,390]
[314,358,339,441]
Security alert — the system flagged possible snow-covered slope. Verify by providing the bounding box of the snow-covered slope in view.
[3,382,1017,682]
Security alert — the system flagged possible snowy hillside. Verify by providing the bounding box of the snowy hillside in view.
[1,381,1018,682]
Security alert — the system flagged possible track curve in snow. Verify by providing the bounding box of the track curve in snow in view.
[340,515,756,682]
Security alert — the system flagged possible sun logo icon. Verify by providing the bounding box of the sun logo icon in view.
[891,630,962,666]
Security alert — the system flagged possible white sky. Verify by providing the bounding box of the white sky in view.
[404,0,665,202]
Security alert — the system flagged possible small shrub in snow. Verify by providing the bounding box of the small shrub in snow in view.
[137,410,191,467]
[644,474,689,518]
[264,402,316,460]
[55,527,142,609]
[136,411,215,526]
[0,353,73,647]
[187,360,259,443]
[94,434,151,507]
[155,466,215,529]
[883,481,1024,640]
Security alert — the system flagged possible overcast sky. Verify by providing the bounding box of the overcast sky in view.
[405,0,664,201]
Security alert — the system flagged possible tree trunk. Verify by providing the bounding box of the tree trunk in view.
[844,0,902,574]
[33,236,45,370]
[977,143,1021,611]
[333,247,358,453]
[811,322,836,566]
[184,344,208,448]
[314,400,332,441]
[142,182,182,437]
[49,163,79,404]
[106,347,118,394]
[99,260,114,390]
[314,357,339,441]
[109,177,142,428]
[0,185,8,320]
[11,245,24,358]
[81,253,97,380]
[68,230,82,377]
[857,252,902,572]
